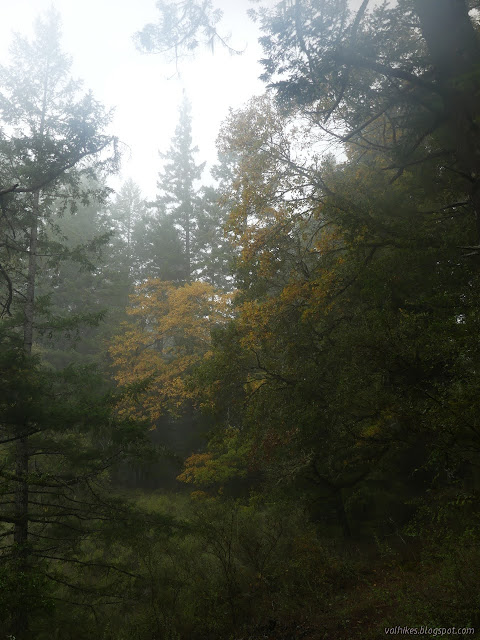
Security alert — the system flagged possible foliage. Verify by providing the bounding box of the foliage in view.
[34,196,134,369]
[154,95,205,283]
[0,13,140,638]
[109,279,231,423]
[177,426,251,489]
[194,183,236,290]
[3,1,480,637]
[0,9,117,310]
[134,0,239,63]
[0,342,152,636]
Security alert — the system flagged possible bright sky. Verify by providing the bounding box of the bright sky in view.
[2,0,266,199]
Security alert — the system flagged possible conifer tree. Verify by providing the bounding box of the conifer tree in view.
[194,183,235,290]
[132,206,186,283]
[109,178,146,280]
[155,94,205,282]
[0,12,148,638]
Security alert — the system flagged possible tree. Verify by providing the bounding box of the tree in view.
[109,178,147,282]
[109,279,231,424]
[134,0,240,63]
[155,94,205,283]
[0,341,151,638]
[35,195,132,370]
[194,183,236,290]
[254,0,480,242]
[150,0,480,491]
[0,8,118,359]
[131,206,186,283]
[138,0,480,249]
[183,79,480,541]
[0,11,121,636]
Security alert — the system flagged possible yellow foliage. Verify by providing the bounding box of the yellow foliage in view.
[109,280,231,424]
[177,428,250,487]
[177,453,214,484]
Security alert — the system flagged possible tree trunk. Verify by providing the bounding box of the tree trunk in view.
[12,190,40,639]
[415,0,480,242]
[185,201,191,283]
[23,192,39,356]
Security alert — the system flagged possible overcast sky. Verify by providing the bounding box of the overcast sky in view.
[2,1,267,199]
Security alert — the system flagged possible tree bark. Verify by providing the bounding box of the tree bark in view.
[415,0,480,242]
[185,200,191,283]
[12,190,40,639]
[23,192,40,356]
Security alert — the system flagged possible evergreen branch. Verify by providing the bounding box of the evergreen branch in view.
[37,554,143,579]
[0,183,19,196]
[0,429,43,445]
[0,261,13,316]
[9,139,113,195]
[324,0,370,122]
[334,50,437,92]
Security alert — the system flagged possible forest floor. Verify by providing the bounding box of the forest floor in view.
[232,548,477,640]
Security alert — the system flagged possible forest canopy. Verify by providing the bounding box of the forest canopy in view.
[1,2,480,639]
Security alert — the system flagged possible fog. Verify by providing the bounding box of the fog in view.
[2,0,265,198]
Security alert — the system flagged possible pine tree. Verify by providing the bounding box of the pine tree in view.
[134,0,238,62]
[109,178,146,280]
[155,94,205,282]
[0,12,142,637]
[132,207,186,283]
[194,183,235,290]
[35,195,131,369]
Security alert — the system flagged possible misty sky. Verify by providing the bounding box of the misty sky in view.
[2,1,266,199]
